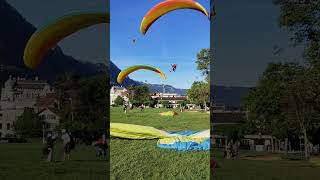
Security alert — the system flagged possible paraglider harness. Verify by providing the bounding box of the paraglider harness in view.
[171,64,177,72]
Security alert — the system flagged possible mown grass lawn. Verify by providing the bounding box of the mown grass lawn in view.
[0,140,107,180]
[213,148,320,180]
[110,107,210,180]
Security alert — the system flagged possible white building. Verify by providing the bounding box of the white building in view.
[151,92,187,108]
[110,86,129,105]
[151,92,184,99]
[0,76,55,137]
[38,108,60,132]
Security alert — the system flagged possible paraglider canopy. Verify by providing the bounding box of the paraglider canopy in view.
[23,11,110,69]
[140,0,209,35]
[117,65,166,84]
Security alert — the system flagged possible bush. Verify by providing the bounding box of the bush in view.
[161,101,170,108]
[114,96,124,106]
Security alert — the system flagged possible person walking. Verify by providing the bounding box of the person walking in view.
[61,129,71,161]
[123,104,127,113]
[43,133,56,162]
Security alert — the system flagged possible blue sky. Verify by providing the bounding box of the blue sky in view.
[110,0,210,89]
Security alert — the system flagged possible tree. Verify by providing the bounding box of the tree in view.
[274,0,320,66]
[128,85,151,106]
[196,48,211,82]
[54,75,108,133]
[244,63,303,154]
[161,100,170,108]
[283,68,320,158]
[14,108,41,138]
[273,1,320,158]
[144,98,157,108]
[179,100,187,107]
[114,96,124,106]
[187,81,209,111]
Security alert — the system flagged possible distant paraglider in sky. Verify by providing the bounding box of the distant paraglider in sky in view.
[140,0,209,35]
[117,65,166,84]
[23,11,110,69]
[170,64,177,72]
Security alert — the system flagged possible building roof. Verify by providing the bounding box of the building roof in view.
[35,93,58,108]
[15,79,49,89]
[38,107,61,116]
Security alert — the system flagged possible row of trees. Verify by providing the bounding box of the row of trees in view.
[243,1,320,159]
[14,74,108,140]
[244,63,320,158]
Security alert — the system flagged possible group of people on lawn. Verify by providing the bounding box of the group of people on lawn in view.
[123,103,145,113]
[43,129,108,162]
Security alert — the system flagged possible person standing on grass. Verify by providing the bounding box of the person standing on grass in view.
[95,134,107,158]
[61,129,71,161]
[101,134,107,157]
[140,104,144,111]
[44,133,56,162]
[123,104,127,113]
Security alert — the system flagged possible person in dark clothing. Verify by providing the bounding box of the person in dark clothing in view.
[123,104,127,113]
[43,133,56,162]
[95,134,107,158]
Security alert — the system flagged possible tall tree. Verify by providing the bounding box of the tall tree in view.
[244,63,303,154]
[196,48,211,82]
[128,85,151,106]
[14,108,41,138]
[274,0,320,65]
[284,68,320,158]
[187,81,209,111]
[54,75,108,133]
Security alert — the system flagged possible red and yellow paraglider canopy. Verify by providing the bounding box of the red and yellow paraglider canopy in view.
[140,0,209,35]
[24,11,110,69]
[117,65,166,84]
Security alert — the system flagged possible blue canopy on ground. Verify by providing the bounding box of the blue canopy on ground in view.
[110,123,210,151]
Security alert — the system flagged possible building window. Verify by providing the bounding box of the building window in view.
[0,123,2,129]
[7,123,10,130]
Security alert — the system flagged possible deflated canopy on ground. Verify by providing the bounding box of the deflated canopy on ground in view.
[117,65,166,84]
[110,123,210,151]
[160,111,178,116]
[140,0,209,35]
[24,11,110,69]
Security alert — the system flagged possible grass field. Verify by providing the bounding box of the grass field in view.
[110,107,210,180]
[213,149,320,180]
[0,140,107,180]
